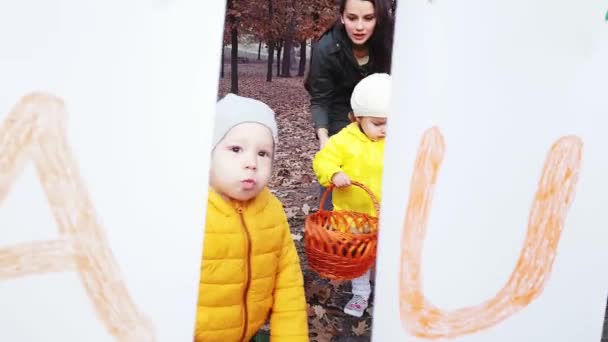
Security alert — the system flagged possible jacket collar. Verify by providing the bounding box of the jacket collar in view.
[208,186,271,216]
[343,122,384,144]
[328,24,347,54]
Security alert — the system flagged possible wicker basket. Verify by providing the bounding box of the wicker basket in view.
[304,181,379,280]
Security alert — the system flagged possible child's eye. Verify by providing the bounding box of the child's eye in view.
[230,146,241,153]
[258,151,270,157]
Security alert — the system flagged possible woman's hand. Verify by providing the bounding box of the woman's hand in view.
[331,172,351,188]
[317,128,329,149]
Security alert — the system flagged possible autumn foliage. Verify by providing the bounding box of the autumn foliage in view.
[221,0,338,93]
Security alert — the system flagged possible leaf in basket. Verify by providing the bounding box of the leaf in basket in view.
[352,320,369,336]
[302,203,311,215]
[291,233,303,241]
[313,304,327,319]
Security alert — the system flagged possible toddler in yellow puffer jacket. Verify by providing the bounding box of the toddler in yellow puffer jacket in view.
[195,94,308,341]
[313,73,391,318]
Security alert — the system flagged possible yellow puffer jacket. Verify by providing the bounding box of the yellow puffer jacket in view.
[195,188,308,341]
[313,122,385,217]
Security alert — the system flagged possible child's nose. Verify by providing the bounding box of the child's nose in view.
[244,153,257,170]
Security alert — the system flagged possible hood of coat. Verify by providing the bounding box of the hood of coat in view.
[342,121,382,144]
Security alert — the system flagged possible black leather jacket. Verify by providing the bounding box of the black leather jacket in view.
[306,24,377,137]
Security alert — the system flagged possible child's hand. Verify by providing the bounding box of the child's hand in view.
[331,172,351,188]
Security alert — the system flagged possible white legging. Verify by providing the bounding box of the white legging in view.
[351,269,372,299]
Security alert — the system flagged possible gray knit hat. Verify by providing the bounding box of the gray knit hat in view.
[212,93,278,149]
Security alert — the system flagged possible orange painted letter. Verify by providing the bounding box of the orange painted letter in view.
[0,93,155,341]
[400,126,582,339]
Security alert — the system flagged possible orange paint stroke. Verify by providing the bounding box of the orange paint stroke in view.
[400,126,583,339]
[0,93,156,341]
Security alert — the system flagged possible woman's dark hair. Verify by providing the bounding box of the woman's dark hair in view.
[304,0,395,92]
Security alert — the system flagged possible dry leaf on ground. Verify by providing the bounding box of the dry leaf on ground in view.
[352,320,369,336]
[308,280,331,304]
[310,317,334,342]
[285,206,299,218]
[313,304,327,319]
[329,279,346,287]
[302,203,311,215]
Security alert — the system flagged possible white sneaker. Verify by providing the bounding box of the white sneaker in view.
[344,295,368,318]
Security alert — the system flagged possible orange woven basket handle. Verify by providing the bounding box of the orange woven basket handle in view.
[318,180,380,216]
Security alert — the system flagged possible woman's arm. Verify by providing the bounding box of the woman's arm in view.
[308,44,335,147]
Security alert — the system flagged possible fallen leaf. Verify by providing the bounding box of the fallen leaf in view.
[352,320,369,336]
[329,279,346,287]
[306,304,315,317]
[326,315,345,334]
[277,168,290,178]
[299,174,313,183]
[309,317,333,342]
[302,203,311,215]
[313,304,326,319]
[285,206,299,218]
[307,280,331,304]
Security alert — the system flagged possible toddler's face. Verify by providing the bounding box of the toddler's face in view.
[210,122,274,202]
[358,116,386,141]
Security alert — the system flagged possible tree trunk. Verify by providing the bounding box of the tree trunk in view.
[266,0,274,82]
[290,45,297,70]
[276,40,282,76]
[258,40,262,60]
[281,0,297,78]
[281,39,293,77]
[220,44,225,78]
[266,41,275,82]
[298,40,306,76]
[230,13,238,94]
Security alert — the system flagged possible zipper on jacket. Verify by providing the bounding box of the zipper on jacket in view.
[236,205,252,342]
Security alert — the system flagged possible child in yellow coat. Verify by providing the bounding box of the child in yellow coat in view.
[313,73,391,318]
[196,94,308,341]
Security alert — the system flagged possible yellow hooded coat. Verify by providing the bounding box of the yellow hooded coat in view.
[195,187,308,341]
[313,122,385,217]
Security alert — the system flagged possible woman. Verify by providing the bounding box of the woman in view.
[304,0,394,209]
